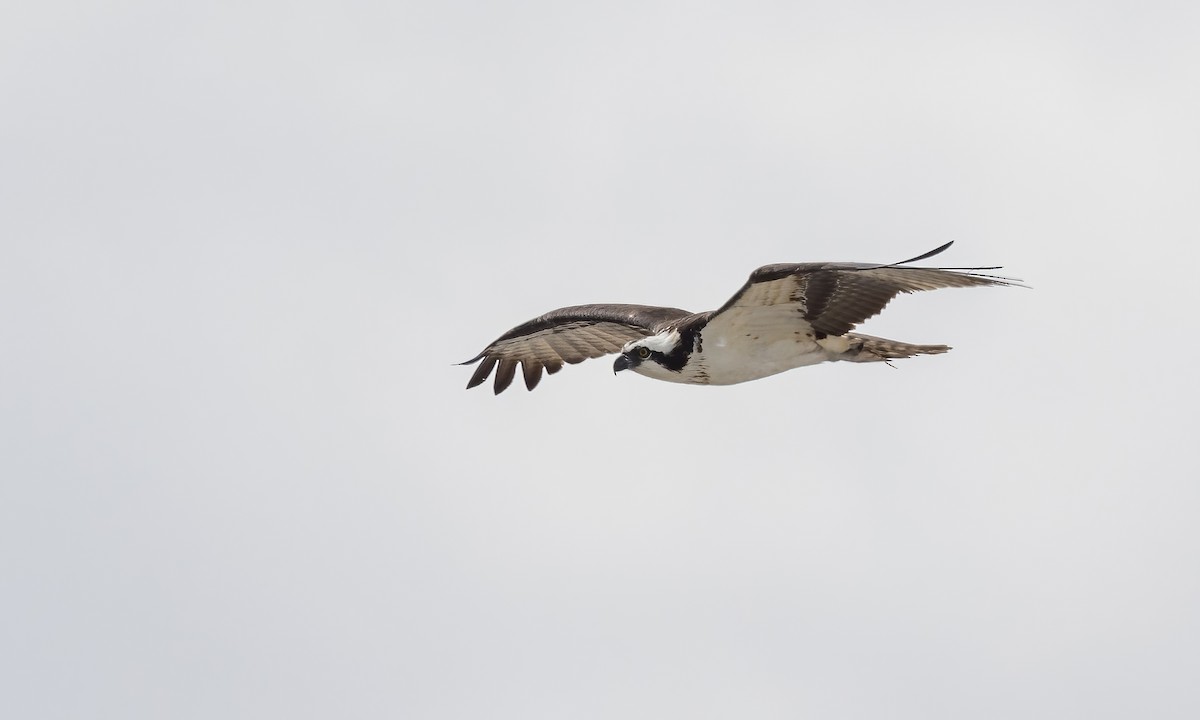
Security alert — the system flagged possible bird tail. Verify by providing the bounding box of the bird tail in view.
[839,333,950,363]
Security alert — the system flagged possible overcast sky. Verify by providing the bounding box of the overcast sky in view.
[3,1,1199,718]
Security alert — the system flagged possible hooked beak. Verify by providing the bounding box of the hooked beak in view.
[613,354,633,374]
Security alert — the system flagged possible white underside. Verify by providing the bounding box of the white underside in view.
[691,342,831,384]
[632,306,850,385]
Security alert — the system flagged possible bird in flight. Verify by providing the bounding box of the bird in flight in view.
[461,242,1017,394]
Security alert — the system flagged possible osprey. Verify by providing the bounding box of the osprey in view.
[461,242,1017,394]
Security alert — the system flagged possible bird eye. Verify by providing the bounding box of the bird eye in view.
[636,347,651,359]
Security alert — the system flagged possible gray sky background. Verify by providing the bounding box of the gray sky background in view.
[3,1,1199,718]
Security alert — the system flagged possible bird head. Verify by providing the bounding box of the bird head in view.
[614,330,686,379]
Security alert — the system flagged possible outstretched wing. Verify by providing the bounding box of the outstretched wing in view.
[460,304,692,394]
[710,241,1020,339]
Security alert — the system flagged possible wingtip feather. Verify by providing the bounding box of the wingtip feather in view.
[522,360,543,391]
[493,358,518,394]
[893,241,954,266]
[465,355,497,390]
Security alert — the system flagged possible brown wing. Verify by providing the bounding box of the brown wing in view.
[460,304,692,394]
[713,241,1020,338]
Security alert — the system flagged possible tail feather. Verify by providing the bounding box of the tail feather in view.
[840,332,950,363]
